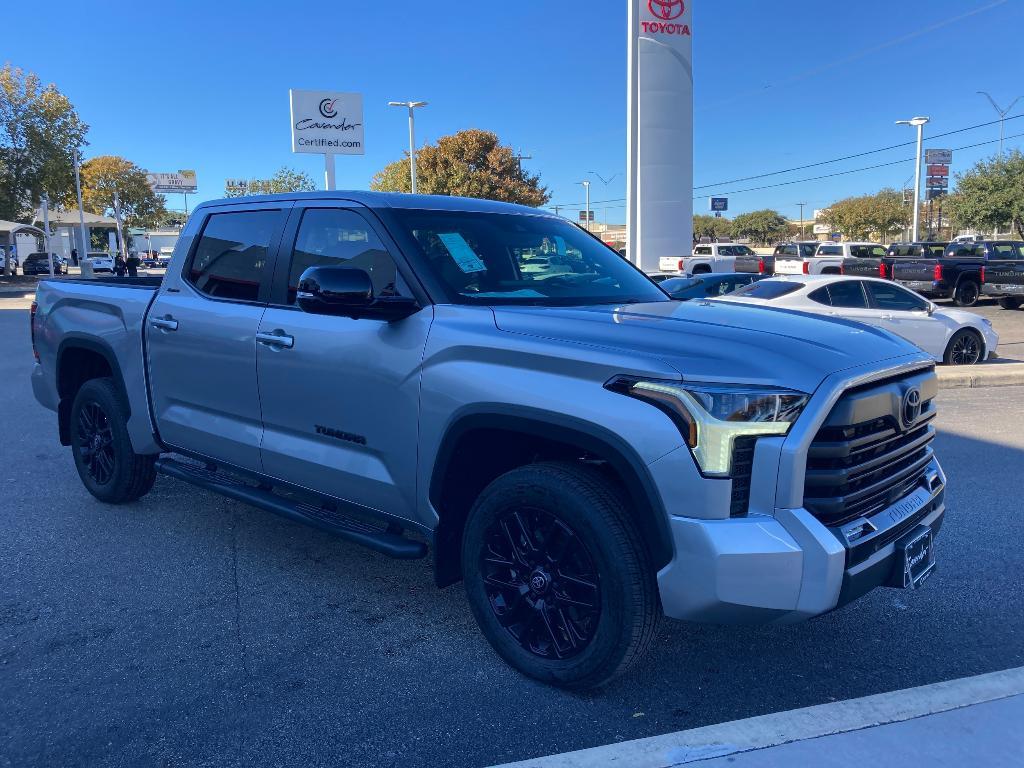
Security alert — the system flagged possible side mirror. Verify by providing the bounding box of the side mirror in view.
[927,302,937,316]
[296,265,418,321]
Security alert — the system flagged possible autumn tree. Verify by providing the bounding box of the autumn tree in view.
[224,166,316,197]
[0,64,88,221]
[821,189,908,241]
[80,155,167,228]
[732,209,788,245]
[371,129,550,207]
[945,151,1024,239]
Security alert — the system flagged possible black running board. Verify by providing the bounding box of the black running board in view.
[155,458,427,560]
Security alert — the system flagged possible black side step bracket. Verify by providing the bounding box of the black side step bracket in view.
[155,458,427,560]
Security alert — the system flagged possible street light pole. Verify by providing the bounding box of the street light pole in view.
[896,116,930,242]
[797,203,807,238]
[41,192,54,276]
[977,91,1022,158]
[579,181,592,231]
[388,101,428,194]
[73,150,89,260]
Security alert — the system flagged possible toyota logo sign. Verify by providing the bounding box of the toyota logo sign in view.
[649,0,685,20]
[902,387,923,429]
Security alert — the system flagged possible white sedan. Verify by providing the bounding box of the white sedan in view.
[717,275,999,365]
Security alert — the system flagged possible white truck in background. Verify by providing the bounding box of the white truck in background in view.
[659,243,761,275]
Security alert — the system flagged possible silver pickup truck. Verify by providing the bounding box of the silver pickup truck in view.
[30,192,947,689]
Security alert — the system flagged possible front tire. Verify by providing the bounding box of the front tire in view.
[462,462,661,690]
[943,329,984,366]
[998,297,1022,310]
[70,378,157,503]
[953,280,980,307]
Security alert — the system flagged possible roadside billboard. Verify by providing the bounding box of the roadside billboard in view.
[147,171,197,193]
[925,149,953,165]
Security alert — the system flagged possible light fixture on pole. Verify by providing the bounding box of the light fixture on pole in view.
[977,91,1021,158]
[895,116,930,242]
[579,181,592,231]
[388,101,428,194]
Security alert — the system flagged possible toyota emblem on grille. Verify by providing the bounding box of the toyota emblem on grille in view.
[902,387,922,428]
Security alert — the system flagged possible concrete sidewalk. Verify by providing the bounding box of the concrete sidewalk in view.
[936,361,1024,389]
[492,667,1024,768]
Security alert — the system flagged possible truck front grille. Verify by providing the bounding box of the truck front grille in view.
[803,370,937,528]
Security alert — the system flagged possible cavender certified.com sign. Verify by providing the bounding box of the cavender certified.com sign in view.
[289,90,364,155]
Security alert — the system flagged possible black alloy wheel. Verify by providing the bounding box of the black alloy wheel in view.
[75,401,116,485]
[954,281,980,307]
[480,507,601,660]
[946,330,983,366]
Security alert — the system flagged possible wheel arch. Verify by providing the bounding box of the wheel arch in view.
[429,410,674,588]
[55,336,129,446]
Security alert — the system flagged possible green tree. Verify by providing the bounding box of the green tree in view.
[732,209,788,245]
[80,155,167,229]
[371,129,550,207]
[0,63,89,221]
[693,213,733,241]
[224,166,317,197]
[945,151,1024,239]
[821,189,908,242]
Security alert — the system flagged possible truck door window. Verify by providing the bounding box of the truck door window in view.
[188,210,281,302]
[825,281,868,308]
[992,243,1016,258]
[871,246,888,258]
[286,209,401,304]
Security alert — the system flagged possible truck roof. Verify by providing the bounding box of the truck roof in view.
[193,191,551,217]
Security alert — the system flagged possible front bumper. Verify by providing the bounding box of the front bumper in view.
[657,457,946,623]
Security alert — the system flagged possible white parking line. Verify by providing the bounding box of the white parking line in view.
[490,666,1024,768]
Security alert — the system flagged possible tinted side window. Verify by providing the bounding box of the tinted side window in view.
[188,210,281,302]
[287,208,400,304]
[871,246,888,258]
[827,281,868,308]
[865,282,928,311]
[808,286,832,306]
[695,246,712,255]
[992,243,1017,258]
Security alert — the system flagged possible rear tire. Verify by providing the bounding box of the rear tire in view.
[943,329,984,366]
[953,280,980,307]
[461,461,661,690]
[70,378,157,503]
[998,297,1022,310]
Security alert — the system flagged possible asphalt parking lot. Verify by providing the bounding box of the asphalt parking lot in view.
[1,297,1023,768]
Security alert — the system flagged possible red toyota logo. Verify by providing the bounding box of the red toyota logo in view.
[649,0,685,20]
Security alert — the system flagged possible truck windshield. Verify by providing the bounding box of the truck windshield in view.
[389,209,668,306]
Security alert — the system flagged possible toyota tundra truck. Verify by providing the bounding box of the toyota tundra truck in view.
[30,192,947,689]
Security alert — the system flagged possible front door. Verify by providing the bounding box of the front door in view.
[863,281,948,358]
[256,203,432,521]
[146,205,288,470]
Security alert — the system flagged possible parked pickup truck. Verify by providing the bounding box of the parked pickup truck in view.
[892,240,1022,307]
[31,192,947,689]
[777,242,885,276]
[844,242,948,281]
[658,243,761,275]
[980,241,1024,309]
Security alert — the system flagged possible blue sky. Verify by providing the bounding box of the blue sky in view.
[4,0,1022,222]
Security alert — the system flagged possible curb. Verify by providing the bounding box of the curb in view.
[936,363,1024,389]
[490,667,1024,768]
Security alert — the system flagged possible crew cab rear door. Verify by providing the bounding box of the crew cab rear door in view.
[255,201,432,521]
[146,203,289,471]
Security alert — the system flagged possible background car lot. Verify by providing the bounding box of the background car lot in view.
[0,295,1022,767]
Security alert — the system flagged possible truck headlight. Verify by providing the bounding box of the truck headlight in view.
[608,379,809,477]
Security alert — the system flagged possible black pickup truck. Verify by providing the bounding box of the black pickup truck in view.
[844,242,948,280]
[981,242,1024,309]
[891,240,1022,307]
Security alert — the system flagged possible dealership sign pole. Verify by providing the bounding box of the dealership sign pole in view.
[627,0,693,272]
[290,90,365,191]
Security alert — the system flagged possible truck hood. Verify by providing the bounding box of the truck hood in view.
[493,300,923,394]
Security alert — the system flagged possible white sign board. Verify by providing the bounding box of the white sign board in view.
[147,171,197,193]
[627,0,694,273]
[813,223,832,235]
[925,149,953,165]
[289,90,364,155]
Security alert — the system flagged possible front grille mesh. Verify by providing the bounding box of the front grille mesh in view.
[804,392,935,527]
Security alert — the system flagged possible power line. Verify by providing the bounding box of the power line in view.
[548,115,1024,210]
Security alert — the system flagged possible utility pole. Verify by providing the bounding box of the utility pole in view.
[896,116,930,242]
[977,91,1022,158]
[797,203,807,238]
[579,181,592,232]
[514,149,533,174]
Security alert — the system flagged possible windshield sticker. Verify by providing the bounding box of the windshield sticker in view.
[438,233,487,273]
[470,289,546,298]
